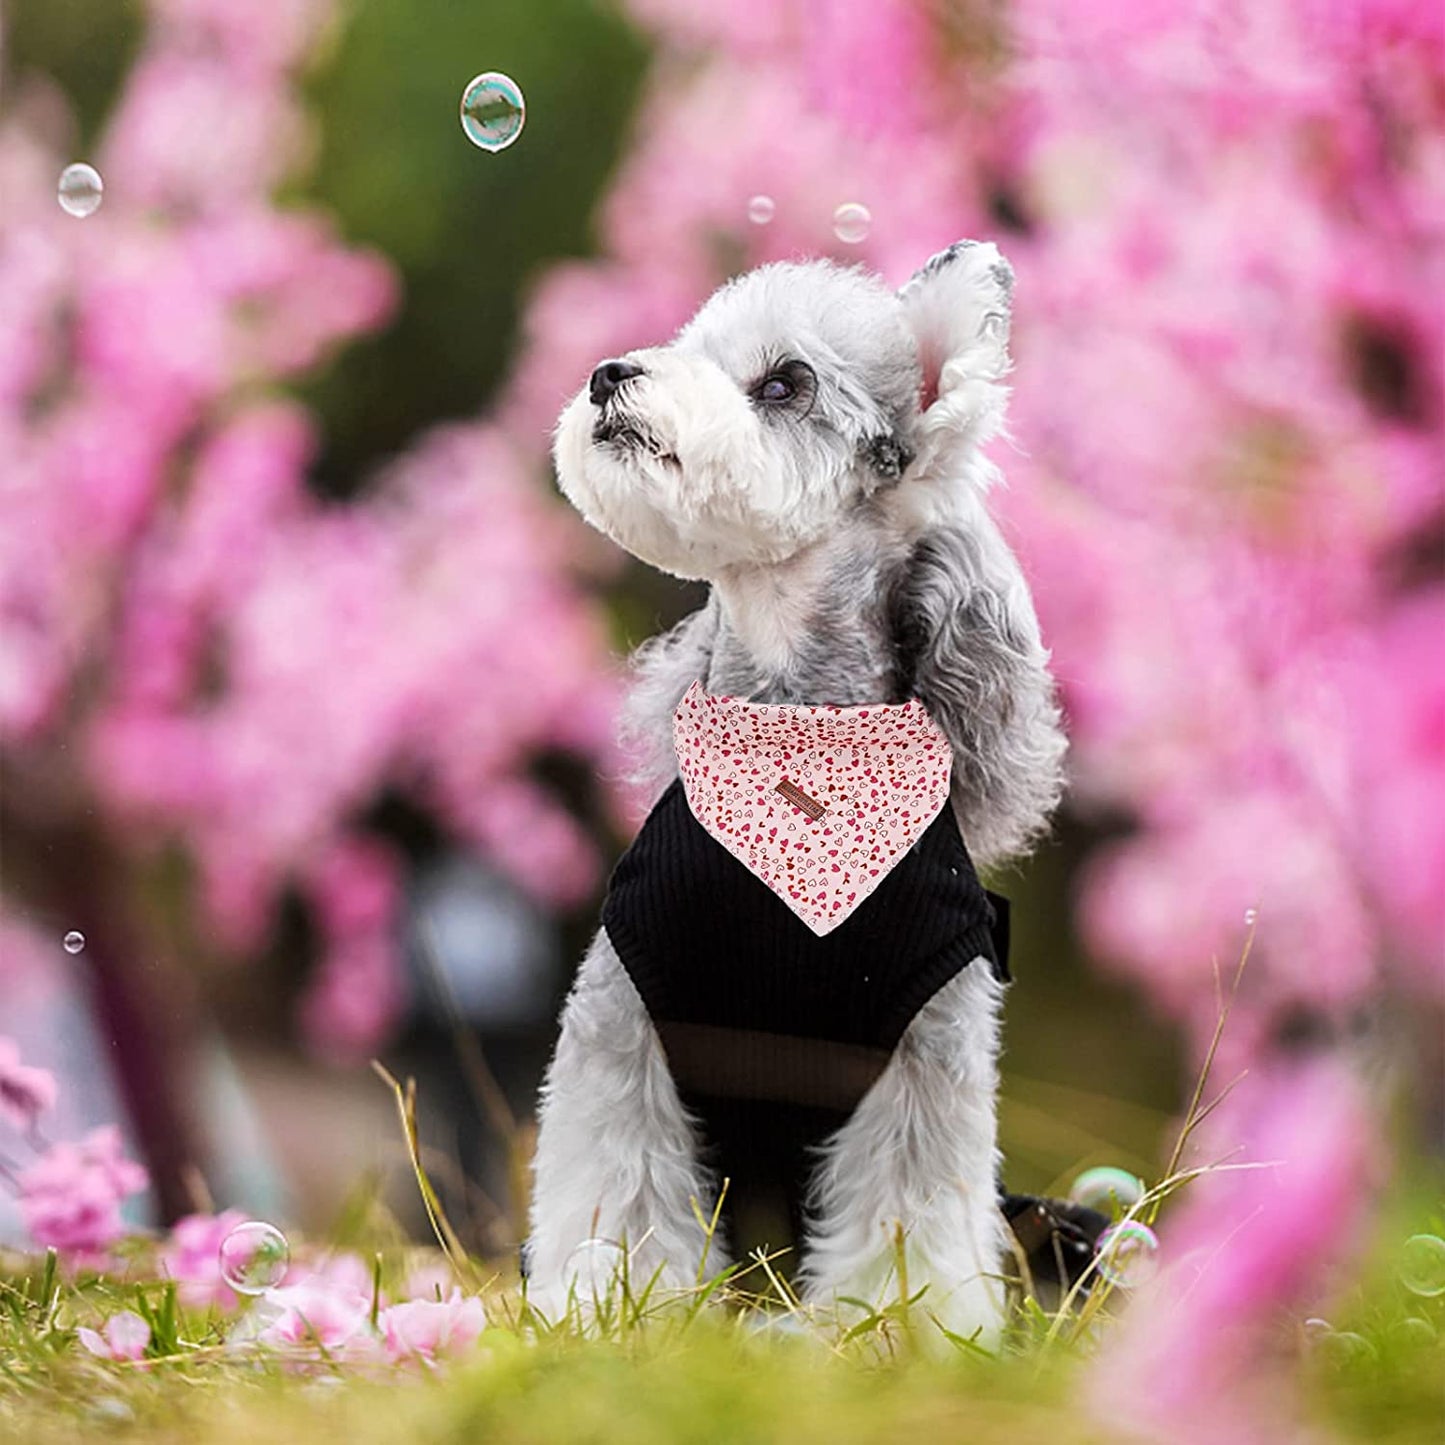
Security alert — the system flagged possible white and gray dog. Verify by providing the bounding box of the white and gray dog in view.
[527,240,1067,1343]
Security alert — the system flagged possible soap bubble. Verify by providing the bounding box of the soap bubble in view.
[1095,1221,1160,1288]
[219,1221,290,1295]
[63,931,86,954]
[1069,1166,1145,1215]
[565,1237,624,1297]
[58,163,103,218]
[832,202,871,244]
[1399,1233,1445,1297]
[1391,1317,1435,1347]
[747,194,775,225]
[1316,1329,1374,1366]
[460,72,525,152]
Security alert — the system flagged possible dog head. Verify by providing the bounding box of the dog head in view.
[553,242,1014,579]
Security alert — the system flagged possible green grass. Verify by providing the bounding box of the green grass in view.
[2,1208,1442,1445]
[6,962,1440,1443]
[0,1321,1082,1445]
[6,1006,1440,1444]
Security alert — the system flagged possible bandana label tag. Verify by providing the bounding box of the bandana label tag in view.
[775,778,827,820]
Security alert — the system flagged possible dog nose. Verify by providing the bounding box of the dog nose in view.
[589,358,644,407]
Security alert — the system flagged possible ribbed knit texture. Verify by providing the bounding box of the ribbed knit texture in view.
[603,776,1006,1056]
[599,775,1008,1266]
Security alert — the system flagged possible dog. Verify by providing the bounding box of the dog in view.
[527,241,1069,1344]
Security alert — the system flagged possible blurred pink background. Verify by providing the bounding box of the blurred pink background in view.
[1,15,1440,1411]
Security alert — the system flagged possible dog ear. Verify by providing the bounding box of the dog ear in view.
[897,241,1013,465]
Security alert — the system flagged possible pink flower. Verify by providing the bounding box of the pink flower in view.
[1079,792,1377,1016]
[1085,1060,1380,1443]
[305,836,401,937]
[402,1259,457,1303]
[254,1281,372,1354]
[101,52,305,210]
[17,1126,149,1257]
[379,1291,487,1365]
[297,925,407,1062]
[0,0,609,1068]
[77,1311,151,1363]
[159,1209,250,1311]
[1346,590,1445,985]
[450,779,600,910]
[149,0,331,77]
[295,1249,377,1304]
[0,1036,57,1130]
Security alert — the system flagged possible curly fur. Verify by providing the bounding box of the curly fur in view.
[801,963,1010,1340]
[525,931,723,1320]
[533,240,1066,1343]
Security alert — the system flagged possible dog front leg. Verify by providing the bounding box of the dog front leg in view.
[526,930,724,1320]
[799,964,1009,1351]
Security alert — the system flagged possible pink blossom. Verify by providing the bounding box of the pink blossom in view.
[293,1249,377,1305]
[18,1126,149,1257]
[1087,1060,1380,1443]
[0,1035,57,1130]
[1,0,614,1060]
[77,1310,151,1363]
[100,52,306,211]
[73,231,235,434]
[1079,792,1378,1015]
[402,1259,457,1303]
[449,778,601,910]
[623,0,791,54]
[254,1280,372,1354]
[159,1209,250,1311]
[225,1266,484,1369]
[1,0,1438,1287]
[379,1290,487,1365]
[305,837,401,938]
[298,927,408,1062]
[488,0,1445,1067]
[478,20,1444,1435]
[149,0,333,77]
[1345,590,1445,985]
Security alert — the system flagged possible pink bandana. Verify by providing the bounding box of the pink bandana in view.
[671,679,955,936]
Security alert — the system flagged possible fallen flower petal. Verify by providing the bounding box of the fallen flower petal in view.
[380,1291,487,1363]
[77,1311,151,1362]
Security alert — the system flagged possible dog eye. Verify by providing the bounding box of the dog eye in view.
[750,361,816,413]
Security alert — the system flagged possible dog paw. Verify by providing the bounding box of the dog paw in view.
[1001,1192,1110,1306]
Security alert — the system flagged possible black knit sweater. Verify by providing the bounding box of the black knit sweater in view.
[600,775,1009,1265]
